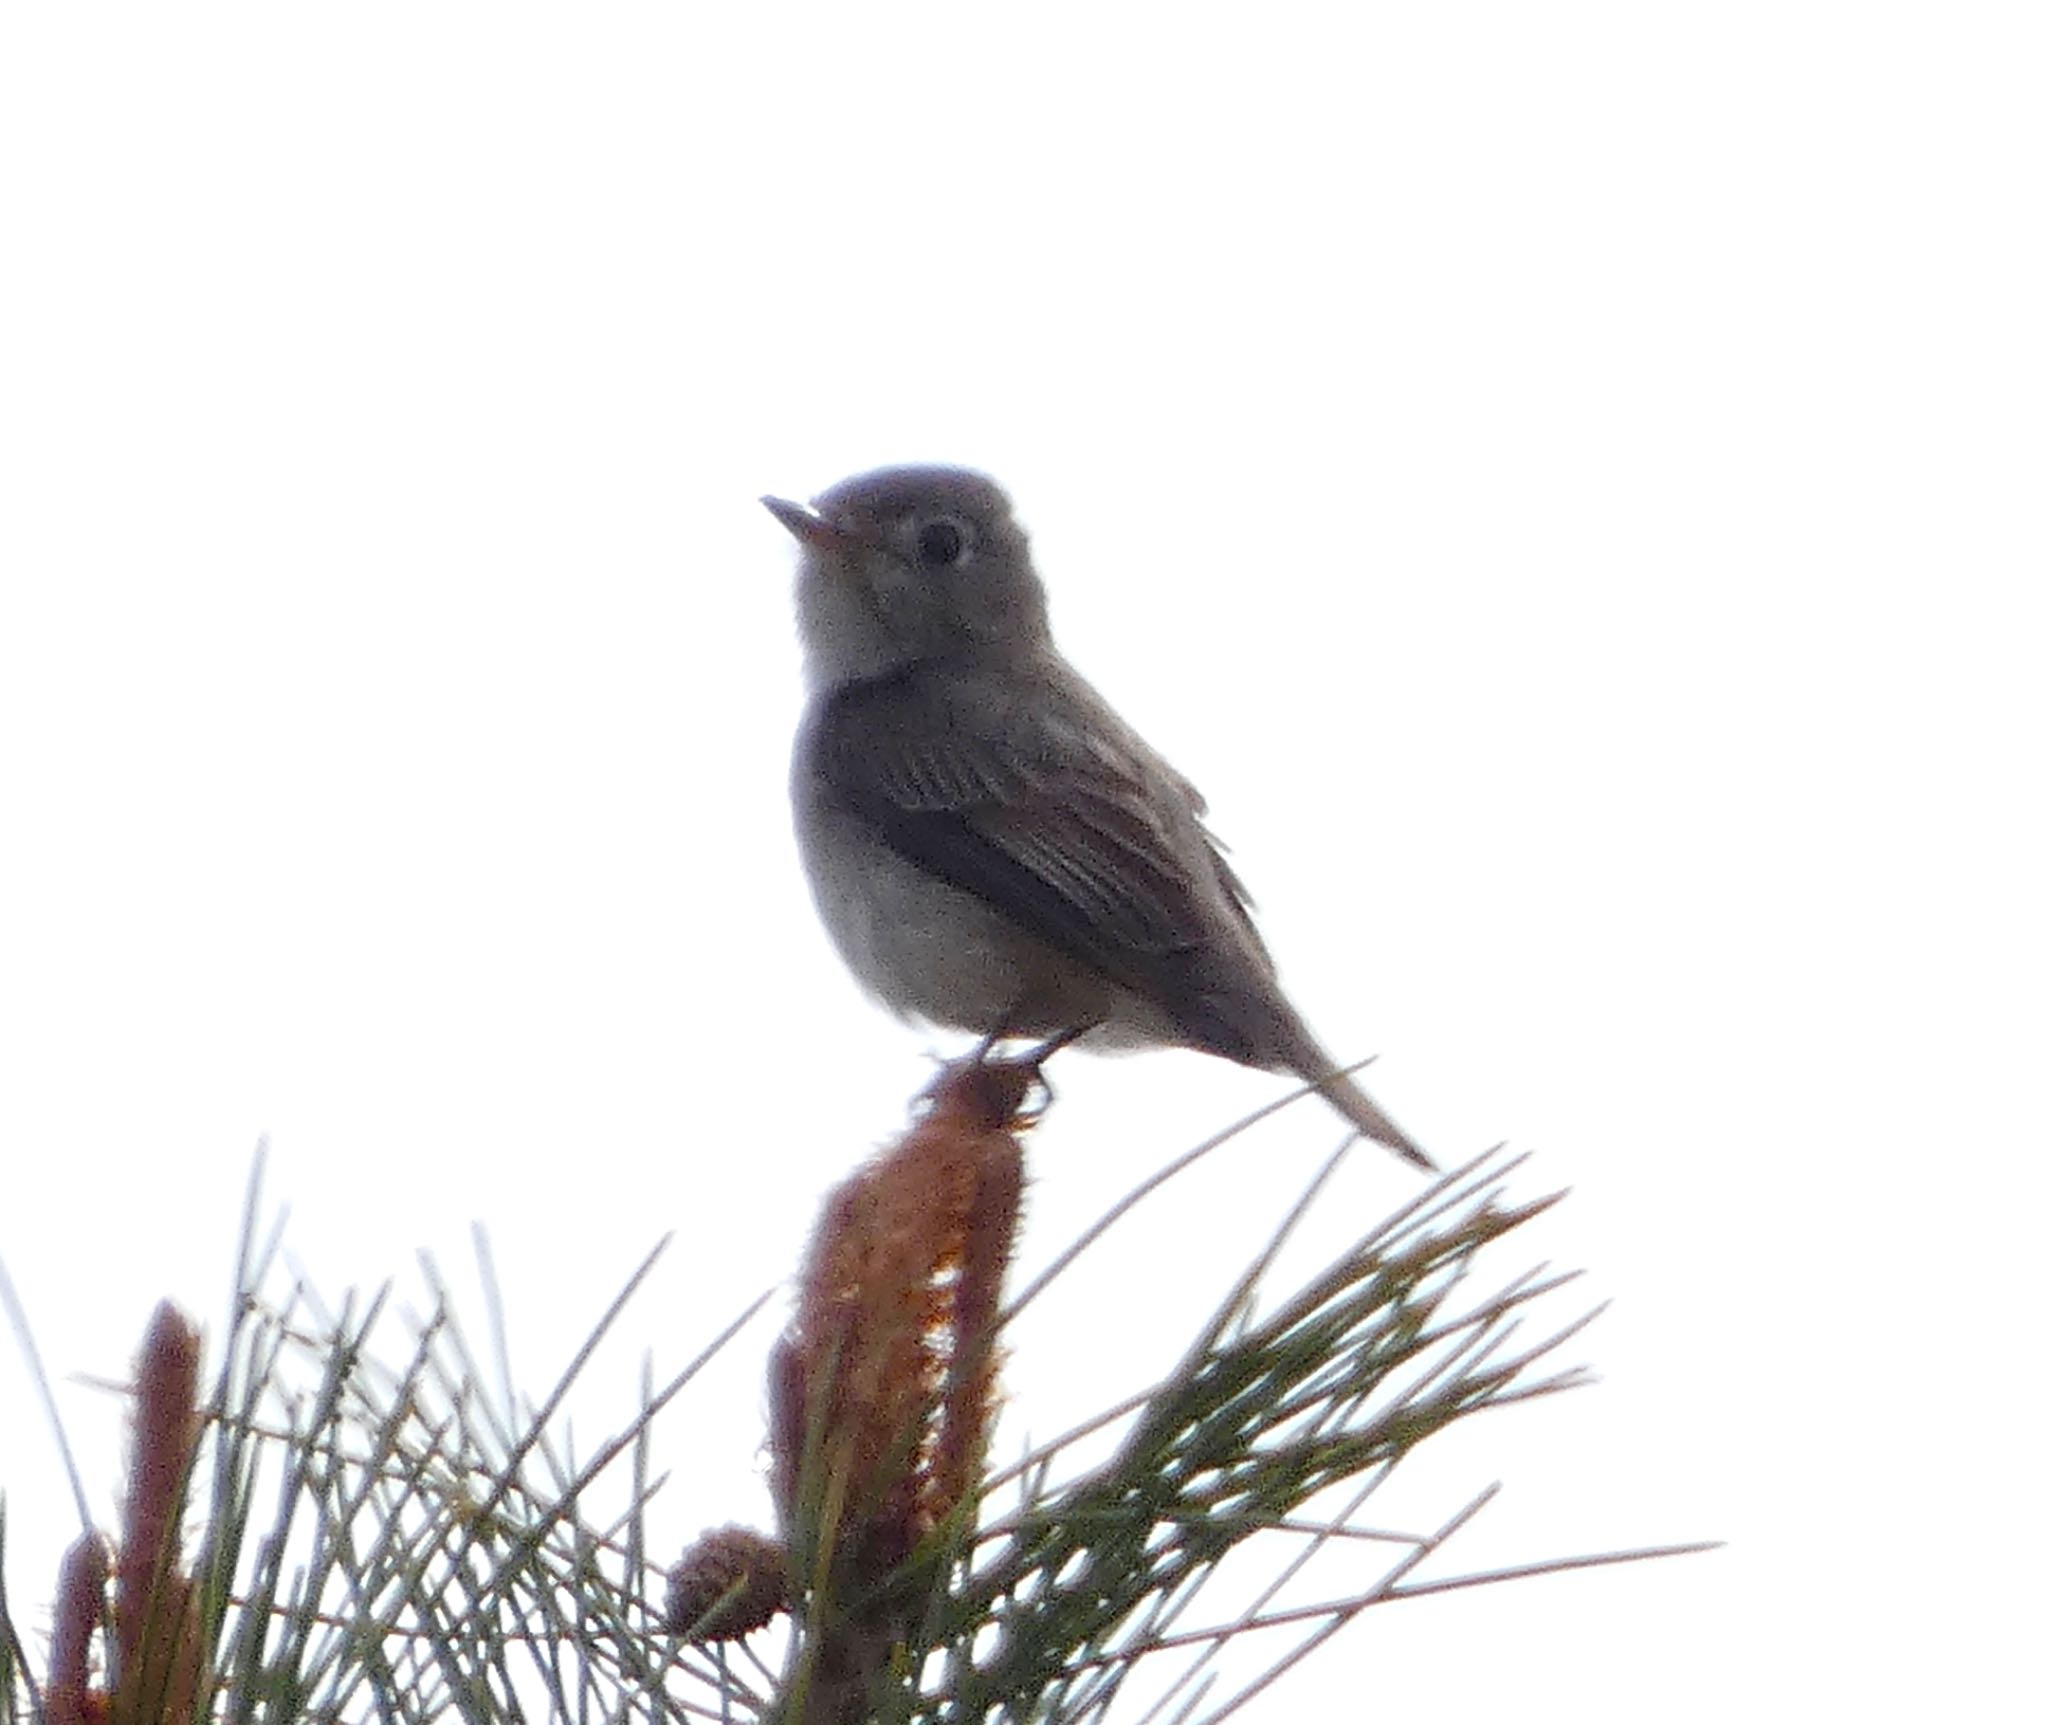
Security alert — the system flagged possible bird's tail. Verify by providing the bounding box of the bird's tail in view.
[1183,978,1435,1170]
[1301,1058,1435,1171]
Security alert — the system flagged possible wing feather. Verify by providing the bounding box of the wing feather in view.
[811,668,1268,1009]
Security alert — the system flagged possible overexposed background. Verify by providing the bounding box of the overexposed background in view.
[3,6,2042,1718]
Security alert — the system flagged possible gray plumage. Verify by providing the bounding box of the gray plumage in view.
[765,465,1432,1170]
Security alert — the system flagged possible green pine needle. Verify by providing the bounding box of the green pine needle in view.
[2,1133,1707,1725]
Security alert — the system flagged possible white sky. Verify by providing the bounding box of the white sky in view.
[2,6,2042,1719]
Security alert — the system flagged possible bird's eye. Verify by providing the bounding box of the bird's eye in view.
[916,518,969,567]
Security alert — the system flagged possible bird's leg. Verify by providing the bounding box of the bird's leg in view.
[1006,1022,1096,1118]
[970,1012,1095,1068]
[968,1026,1008,1067]
[968,1002,1042,1065]
[1021,1023,1094,1064]
[965,1016,1096,1117]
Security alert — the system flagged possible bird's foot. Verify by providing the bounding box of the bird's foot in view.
[953,1023,1094,1122]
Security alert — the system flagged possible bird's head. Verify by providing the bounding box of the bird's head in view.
[764,466,1051,688]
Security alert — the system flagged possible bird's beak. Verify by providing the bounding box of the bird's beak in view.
[761,495,849,549]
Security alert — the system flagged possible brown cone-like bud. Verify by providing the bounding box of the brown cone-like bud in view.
[45,1536,110,1725]
[766,1053,1036,1724]
[774,1054,1029,1575]
[114,1302,205,1725]
[665,1525,791,1641]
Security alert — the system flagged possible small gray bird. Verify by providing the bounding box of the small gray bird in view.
[764,466,1432,1170]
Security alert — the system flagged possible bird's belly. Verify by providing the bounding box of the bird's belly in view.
[795,801,1174,1045]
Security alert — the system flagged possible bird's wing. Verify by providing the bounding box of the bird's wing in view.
[808,667,1271,1008]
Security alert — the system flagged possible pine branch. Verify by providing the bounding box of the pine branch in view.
[1,1090,1706,1725]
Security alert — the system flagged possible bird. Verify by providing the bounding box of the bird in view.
[763,465,1432,1169]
